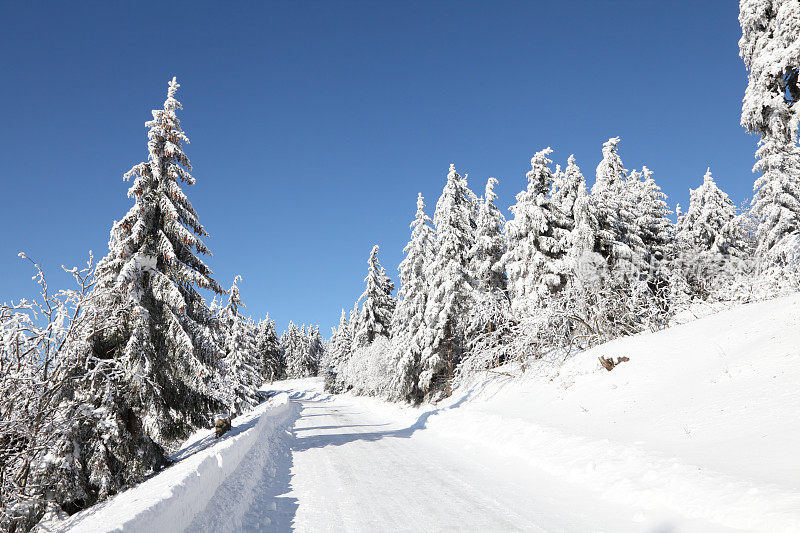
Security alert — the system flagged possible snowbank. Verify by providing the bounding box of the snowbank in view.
[38,392,300,533]
[415,294,800,531]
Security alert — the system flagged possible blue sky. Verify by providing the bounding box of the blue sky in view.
[0,1,755,335]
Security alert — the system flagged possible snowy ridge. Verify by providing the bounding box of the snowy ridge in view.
[39,393,300,533]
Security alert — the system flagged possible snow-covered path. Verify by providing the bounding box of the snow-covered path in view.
[185,382,727,533]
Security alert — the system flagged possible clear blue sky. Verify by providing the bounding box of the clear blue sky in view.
[0,1,755,336]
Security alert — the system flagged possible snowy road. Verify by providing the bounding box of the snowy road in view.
[186,382,725,533]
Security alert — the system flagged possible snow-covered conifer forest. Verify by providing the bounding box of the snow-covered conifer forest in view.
[1,1,799,531]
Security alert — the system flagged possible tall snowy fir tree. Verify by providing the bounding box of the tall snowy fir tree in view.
[627,166,674,311]
[740,0,800,260]
[676,168,749,299]
[551,155,585,232]
[3,77,239,529]
[419,164,476,399]
[632,166,673,267]
[90,77,232,441]
[220,276,261,410]
[677,169,745,258]
[354,245,396,348]
[390,193,435,401]
[255,316,283,382]
[586,138,658,336]
[470,178,507,293]
[324,309,351,392]
[503,148,570,314]
[591,137,647,275]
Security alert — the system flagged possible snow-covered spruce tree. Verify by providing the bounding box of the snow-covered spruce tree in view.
[547,156,608,347]
[354,245,396,348]
[740,0,800,263]
[17,79,235,526]
[389,193,435,402]
[503,148,570,316]
[281,322,302,377]
[256,316,283,382]
[633,167,674,266]
[589,138,658,336]
[677,169,746,258]
[324,309,351,392]
[419,164,476,399]
[306,325,325,375]
[220,276,261,410]
[550,155,584,231]
[87,77,231,446]
[591,138,648,274]
[628,166,674,314]
[675,168,750,300]
[470,178,508,293]
[462,177,512,374]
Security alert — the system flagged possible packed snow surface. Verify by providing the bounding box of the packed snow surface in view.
[45,295,800,531]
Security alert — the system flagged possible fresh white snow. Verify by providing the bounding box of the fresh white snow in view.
[42,295,800,532]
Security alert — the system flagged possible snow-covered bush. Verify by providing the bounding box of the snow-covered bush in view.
[333,337,396,398]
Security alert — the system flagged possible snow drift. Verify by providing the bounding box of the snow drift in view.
[38,393,300,533]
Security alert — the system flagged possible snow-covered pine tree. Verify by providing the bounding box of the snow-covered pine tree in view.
[332,309,352,363]
[740,0,800,260]
[221,276,261,410]
[564,159,598,264]
[677,168,745,258]
[591,137,648,276]
[628,166,674,313]
[676,168,750,299]
[588,138,659,336]
[347,302,359,351]
[304,325,325,376]
[324,309,351,392]
[85,80,232,437]
[389,193,435,401]
[8,79,235,526]
[87,77,231,445]
[419,164,476,399]
[503,148,570,315]
[550,156,584,231]
[470,178,508,293]
[281,322,302,377]
[633,167,674,266]
[256,315,283,382]
[462,177,512,375]
[354,245,396,347]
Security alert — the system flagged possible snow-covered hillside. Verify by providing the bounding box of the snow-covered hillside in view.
[42,295,800,532]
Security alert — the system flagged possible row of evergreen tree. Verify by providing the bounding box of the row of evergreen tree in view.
[323,0,800,405]
[325,133,797,402]
[0,79,319,532]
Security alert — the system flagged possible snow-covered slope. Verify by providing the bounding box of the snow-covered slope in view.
[413,293,800,531]
[40,295,800,532]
